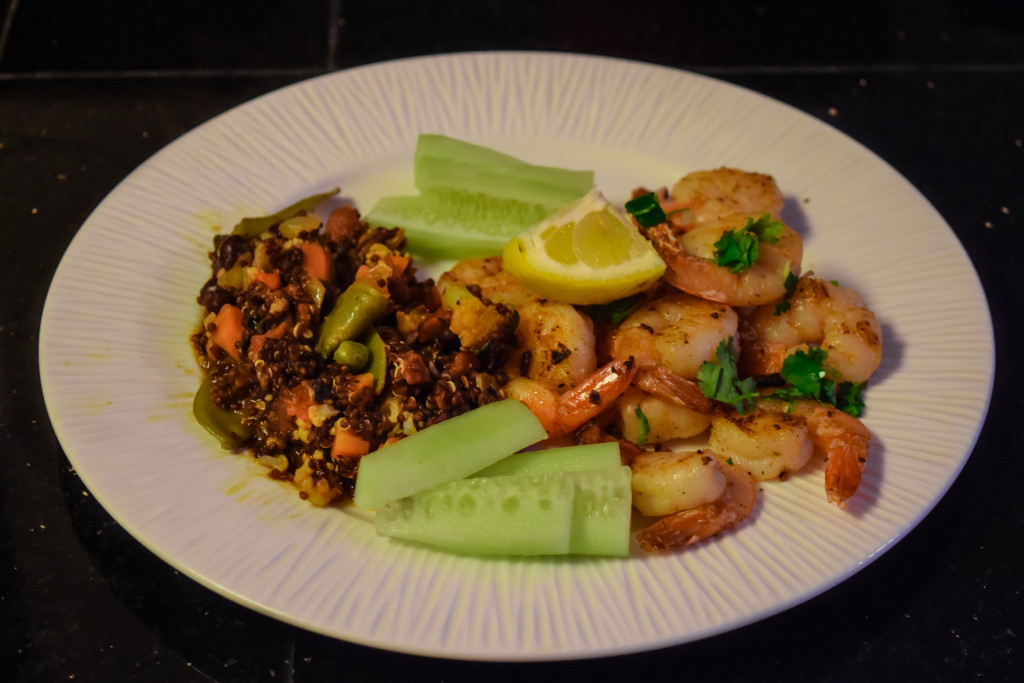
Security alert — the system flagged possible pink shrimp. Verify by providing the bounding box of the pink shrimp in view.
[647,215,804,307]
[632,450,756,552]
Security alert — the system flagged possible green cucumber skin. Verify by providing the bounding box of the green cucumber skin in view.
[375,467,633,557]
[352,399,547,510]
[415,156,594,208]
[413,134,593,200]
[472,442,621,478]
[364,135,595,260]
[374,473,575,556]
[363,196,510,260]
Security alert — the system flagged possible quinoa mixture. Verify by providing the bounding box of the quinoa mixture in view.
[191,199,518,505]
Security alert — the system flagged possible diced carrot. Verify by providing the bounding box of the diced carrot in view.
[331,427,371,458]
[250,270,281,290]
[280,382,316,422]
[267,321,290,339]
[247,321,290,359]
[210,303,244,360]
[353,264,373,283]
[385,254,410,277]
[300,243,331,282]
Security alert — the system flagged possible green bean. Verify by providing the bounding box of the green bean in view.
[231,188,339,239]
[333,340,370,370]
[315,281,390,357]
[192,377,251,449]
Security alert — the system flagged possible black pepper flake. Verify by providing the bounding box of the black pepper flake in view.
[519,350,532,378]
[550,344,572,365]
[588,390,601,405]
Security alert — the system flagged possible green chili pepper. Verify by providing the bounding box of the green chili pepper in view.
[333,340,370,370]
[361,327,387,395]
[231,188,340,239]
[315,281,390,357]
[192,377,251,449]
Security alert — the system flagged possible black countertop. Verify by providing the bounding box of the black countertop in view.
[3,2,1022,681]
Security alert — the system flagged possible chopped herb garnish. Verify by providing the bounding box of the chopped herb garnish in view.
[713,213,785,273]
[831,280,840,287]
[713,229,760,273]
[624,192,668,228]
[780,346,830,397]
[744,213,784,243]
[836,381,866,417]
[586,295,639,324]
[766,346,868,417]
[774,265,798,315]
[634,407,650,446]
[697,338,758,415]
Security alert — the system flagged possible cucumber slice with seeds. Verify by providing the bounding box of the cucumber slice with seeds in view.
[364,134,594,259]
[374,472,575,556]
[569,466,633,557]
[374,466,633,557]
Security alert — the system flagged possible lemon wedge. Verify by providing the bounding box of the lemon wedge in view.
[502,190,666,305]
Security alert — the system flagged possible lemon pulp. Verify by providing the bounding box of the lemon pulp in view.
[503,190,666,305]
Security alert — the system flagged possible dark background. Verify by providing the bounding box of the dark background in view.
[2,1,1022,681]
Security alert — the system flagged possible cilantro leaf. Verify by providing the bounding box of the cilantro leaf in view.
[713,229,760,273]
[697,338,758,414]
[744,213,784,243]
[766,346,868,417]
[836,381,866,417]
[779,346,830,397]
[713,213,785,273]
[586,295,639,325]
[774,265,798,316]
[634,406,651,446]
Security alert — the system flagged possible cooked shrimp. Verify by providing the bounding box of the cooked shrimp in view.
[609,289,738,379]
[647,213,803,307]
[800,403,872,509]
[438,256,632,436]
[632,450,756,551]
[442,256,598,392]
[439,256,531,307]
[669,167,785,226]
[506,358,637,436]
[740,275,882,383]
[739,398,871,508]
[708,409,813,481]
[608,290,732,439]
[512,299,597,392]
[616,387,712,445]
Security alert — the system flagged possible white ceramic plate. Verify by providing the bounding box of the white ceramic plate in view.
[39,52,993,661]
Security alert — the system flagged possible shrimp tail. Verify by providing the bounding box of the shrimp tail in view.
[633,362,718,415]
[637,502,734,552]
[807,406,871,509]
[646,223,734,303]
[555,358,638,433]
